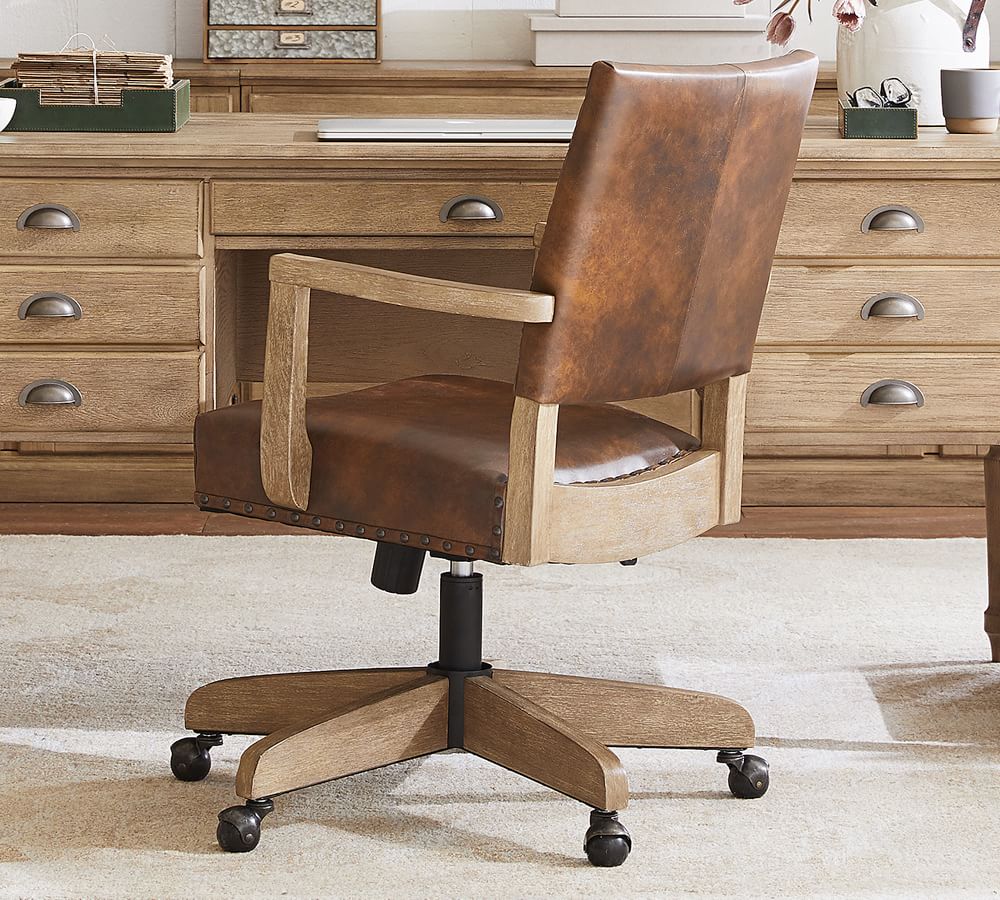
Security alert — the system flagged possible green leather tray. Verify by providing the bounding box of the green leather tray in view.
[0,79,190,132]
[838,100,917,140]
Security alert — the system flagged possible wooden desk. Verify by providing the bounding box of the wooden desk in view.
[2,115,1000,522]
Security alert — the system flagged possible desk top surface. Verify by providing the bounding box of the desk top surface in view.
[1,114,999,170]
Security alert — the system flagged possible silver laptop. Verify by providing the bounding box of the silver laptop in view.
[317,117,577,141]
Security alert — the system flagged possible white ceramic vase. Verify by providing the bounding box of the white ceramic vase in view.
[837,0,990,126]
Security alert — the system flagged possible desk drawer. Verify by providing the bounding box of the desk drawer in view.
[0,266,202,345]
[211,180,555,236]
[759,266,1000,346]
[776,180,1000,259]
[0,352,200,435]
[747,352,1000,435]
[0,180,202,260]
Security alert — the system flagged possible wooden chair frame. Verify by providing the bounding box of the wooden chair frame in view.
[260,250,748,567]
[180,248,759,858]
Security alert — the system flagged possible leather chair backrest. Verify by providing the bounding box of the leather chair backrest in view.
[516,52,819,405]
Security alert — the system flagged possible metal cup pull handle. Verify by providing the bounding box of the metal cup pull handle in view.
[861,205,925,234]
[440,195,504,223]
[16,203,81,232]
[860,292,925,321]
[18,292,83,319]
[860,379,925,408]
[18,379,83,407]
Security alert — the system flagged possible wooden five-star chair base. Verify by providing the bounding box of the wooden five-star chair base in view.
[170,565,769,867]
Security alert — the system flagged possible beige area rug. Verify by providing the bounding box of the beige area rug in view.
[1,535,998,899]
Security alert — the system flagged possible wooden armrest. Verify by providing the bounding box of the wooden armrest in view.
[269,253,555,324]
[260,253,555,512]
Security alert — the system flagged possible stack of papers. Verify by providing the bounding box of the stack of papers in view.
[11,51,173,106]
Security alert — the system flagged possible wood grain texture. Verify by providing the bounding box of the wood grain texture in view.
[185,667,430,734]
[777,180,1000,259]
[0,265,201,345]
[240,384,696,436]
[208,245,238,408]
[0,457,193,502]
[4,114,1000,169]
[260,280,313,510]
[0,179,201,259]
[748,352,1000,437]
[701,375,747,526]
[190,88,241,112]
[0,61,904,130]
[547,451,721,565]
[742,457,986,507]
[708,505,986,539]
[760,266,1000,347]
[235,248,530,384]
[212,180,556,237]
[233,59,593,87]
[236,676,448,799]
[235,61,835,117]
[984,447,1000,661]
[257,252,554,511]
[0,352,200,436]
[491,670,755,750]
[0,503,985,537]
[463,676,629,811]
[245,90,584,118]
[16,59,573,102]
[502,397,558,566]
[3,106,1000,510]
[0,58,827,101]
[808,89,839,119]
[619,390,698,434]
[13,442,186,454]
[269,253,555,323]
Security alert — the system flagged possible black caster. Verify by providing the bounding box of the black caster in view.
[217,799,274,853]
[584,809,631,867]
[718,750,770,799]
[170,733,222,782]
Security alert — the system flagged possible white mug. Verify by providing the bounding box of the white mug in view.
[0,98,16,132]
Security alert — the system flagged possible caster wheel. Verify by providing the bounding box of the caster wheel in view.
[584,810,631,867]
[719,751,769,799]
[217,799,273,853]
[170,733,222,782]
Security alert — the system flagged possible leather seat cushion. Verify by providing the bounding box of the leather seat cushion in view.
[195,375,699,561]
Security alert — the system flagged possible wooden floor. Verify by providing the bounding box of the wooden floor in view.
[0,504,986,538]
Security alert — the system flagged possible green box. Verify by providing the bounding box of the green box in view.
[0,79,190,132]
[838,101,917,140]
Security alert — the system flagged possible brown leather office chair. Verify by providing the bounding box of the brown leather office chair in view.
[172,52,818,866]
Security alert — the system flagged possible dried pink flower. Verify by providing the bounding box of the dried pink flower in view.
[766,12,796,47]
[737,0,880,46]
[833,0,866,32]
